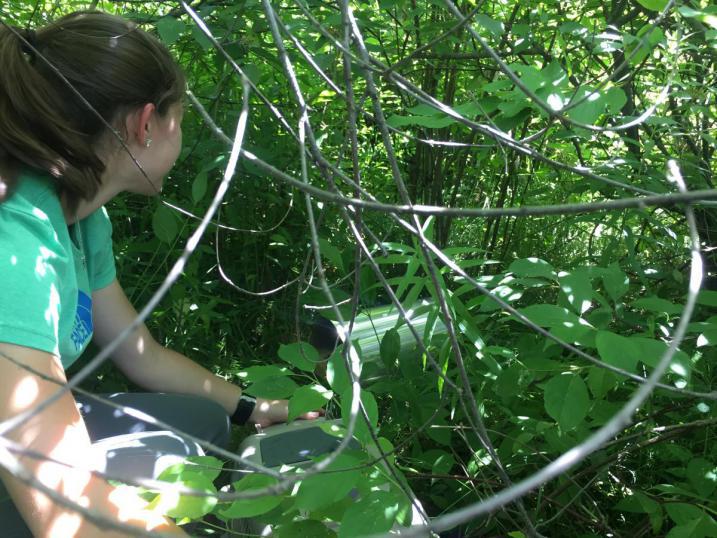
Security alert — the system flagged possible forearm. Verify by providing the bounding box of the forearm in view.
[0,343,185,537]
[3,468,184,538]
[114,345,304,428]
[115,344,241,415]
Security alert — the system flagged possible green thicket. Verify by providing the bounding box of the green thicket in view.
[6,0,717,536]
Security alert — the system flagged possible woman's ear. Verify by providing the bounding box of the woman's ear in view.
[126,103,156,147]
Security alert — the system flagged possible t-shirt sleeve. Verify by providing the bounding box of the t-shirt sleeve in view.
[83,207,116,291]
[0,206,68,356]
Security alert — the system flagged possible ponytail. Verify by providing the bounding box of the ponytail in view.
[0,11,185,210]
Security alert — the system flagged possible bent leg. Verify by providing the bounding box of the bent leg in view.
[75,392,231,449]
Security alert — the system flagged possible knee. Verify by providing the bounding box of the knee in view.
[191,395,231,449]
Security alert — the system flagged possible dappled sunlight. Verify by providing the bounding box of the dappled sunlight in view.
[46,510,83,538]
[11,376,39,410]
[44,283,60,356]
[107,485,170,531]
[136,335,145,355]
[669,362,688,377]
[240,445,257,459]
[36,422,92,499]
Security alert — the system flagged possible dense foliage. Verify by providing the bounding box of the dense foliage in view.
[4,0,717,536]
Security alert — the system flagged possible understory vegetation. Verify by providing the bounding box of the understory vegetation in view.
[6,0,717,536]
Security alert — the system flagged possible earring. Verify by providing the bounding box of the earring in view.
[145,137,153,148]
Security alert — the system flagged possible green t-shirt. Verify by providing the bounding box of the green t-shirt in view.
[0,170,116,369]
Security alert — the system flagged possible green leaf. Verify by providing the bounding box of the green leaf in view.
[156,16,186,45]
[544,373,590,431]
[587,366,620,399]
[327,349,351,395]
[614,490,660,513]
[518,304,589,328]
[602,264,629,303]
[697,291,717,307]
[319,237,344,272]
[150,473,217,520]
[191,171,208,203]
[686,458,717,498]
[191,25,213,50]
[387,113,456,129]
[431,452,455,475]
[637,0,668,11]
[679,7,717,30]
[665,503,704,525]
[567,87,606,124]
[666,519,704,538]
[633,296,683,315]
[221,474,283,518]
[559,270,593,315]
[697,327,717,347]
[596,331,640,372]
[288,384,332,422]
[624,26,665,66]
[157,456,223,483]
[604,87,627,114]
[379,327,401,368]
[278,342,319,372]
[475,14,504,36]
[238,365,291,383]
[275,520,336,538]
[152,204,179,244]
[341,389,378,444]
[294,454,362,511]
[508,257,556,279]
[629,337,690,380]
[245,376,298,399]
[516,304,594,344]
[339,490,402,538]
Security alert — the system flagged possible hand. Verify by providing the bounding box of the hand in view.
[248,398,323,428]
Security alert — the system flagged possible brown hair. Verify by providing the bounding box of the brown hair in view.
[0,11,185,209]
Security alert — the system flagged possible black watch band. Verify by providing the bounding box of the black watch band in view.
[231,394,257,425]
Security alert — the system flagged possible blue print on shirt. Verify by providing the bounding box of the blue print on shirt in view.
[70,290,93,351]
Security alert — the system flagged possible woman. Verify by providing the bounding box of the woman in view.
[0,11,312,537]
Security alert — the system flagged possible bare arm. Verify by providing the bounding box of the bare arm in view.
[92,279,310,426]
[0,342,185,538]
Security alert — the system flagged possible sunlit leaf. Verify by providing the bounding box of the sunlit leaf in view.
[544,373,590,431]
[221,474,283,518]
[288,384,332,421]
[294,453,362,511]
[278,342,320,372]
[152,204,179,244]
[339,490,402,537]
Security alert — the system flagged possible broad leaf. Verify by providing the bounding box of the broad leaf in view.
[341,388,378,444]
[559,270,593,315]
[156,16,186,45]
[339,490,402,537]
[221,474,283,518]
[149,473,217,520]
[288,384,332,422]
[544,373,590,431]
[152,204,179,244]
[596,331,640,372]
[637,0,668,11]
[278,342,319,372]
[245,376,298,399]
[686,458,717,498]
[509,258,556,279]
[294,454,362,511]
[380,327,401,368]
